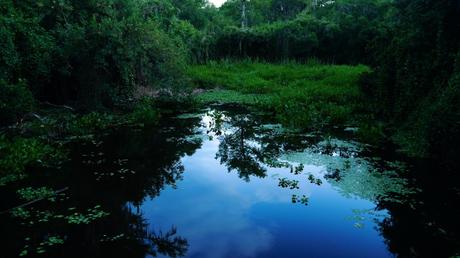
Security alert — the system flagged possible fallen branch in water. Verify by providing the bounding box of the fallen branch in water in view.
[0,187,69,215]
[40,101,75,112]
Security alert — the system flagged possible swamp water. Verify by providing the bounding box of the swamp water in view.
[1,106,459,258]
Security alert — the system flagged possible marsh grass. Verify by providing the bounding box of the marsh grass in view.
[188,61,370,129]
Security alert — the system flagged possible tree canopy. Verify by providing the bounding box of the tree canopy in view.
[1,0,459,165]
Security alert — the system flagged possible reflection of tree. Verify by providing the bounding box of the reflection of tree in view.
[312,140,460,257]
[2,116,202,258]
[215,115,267,181]
[212,109,314,182]
[375,163,460,258]
[206,110,225,136]
[57,206,188,258]
[276,135,460,256]
[148,227,188,257]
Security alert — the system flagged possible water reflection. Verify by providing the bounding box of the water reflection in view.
[0,116,203,257]
[1,106,459,257]
[377,160,460,257]
[140,109,392,257]
[215,113,268,181]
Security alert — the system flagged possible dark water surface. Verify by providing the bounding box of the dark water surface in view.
[1,106,459,258]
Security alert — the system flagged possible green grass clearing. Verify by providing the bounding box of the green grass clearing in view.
[188,61,370,129]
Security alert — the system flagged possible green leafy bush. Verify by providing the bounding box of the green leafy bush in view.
[0,0,190,113]
[129,98,160,126]
[365,0,460,162]
[72,113,116,133]
[0,79,34,125]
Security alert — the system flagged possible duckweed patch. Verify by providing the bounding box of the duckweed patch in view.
[17,187,56,202]
[66,205,109,224]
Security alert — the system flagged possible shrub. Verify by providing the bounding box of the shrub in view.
[1,0,189,111]
[0,79,34,125]
[129,98,160,126]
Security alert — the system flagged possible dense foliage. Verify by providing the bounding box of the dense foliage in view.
[214,0,392,63]
[1,0,459,166]
[0,0,190,114]
[208,0,460,166]
[362,0,460,166]
[1,1,459,257]
[0,79,34,124]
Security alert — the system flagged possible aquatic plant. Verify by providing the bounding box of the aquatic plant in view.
[19,235,64,256]
[66,205,109,224]
[17,187,56,202]
[0,136,67,185]
[292,195,309,206]
[188,62,369,129]
[280,138,419,203]
[278,178,300,189]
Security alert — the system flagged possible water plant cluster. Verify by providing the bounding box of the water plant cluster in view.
[189,61,369,130]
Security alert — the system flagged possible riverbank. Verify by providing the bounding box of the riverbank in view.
[0,61,379,188]
[0,98,160,186]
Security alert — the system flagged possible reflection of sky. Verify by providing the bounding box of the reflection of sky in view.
[139,110,392,257]
[140,133,392,258]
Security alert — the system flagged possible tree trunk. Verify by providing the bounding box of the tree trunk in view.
[241,0,247,29]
